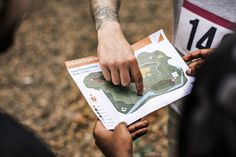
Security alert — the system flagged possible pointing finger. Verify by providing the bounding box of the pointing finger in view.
[129,58,143,95]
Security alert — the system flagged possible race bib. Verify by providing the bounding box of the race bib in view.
[175,0,235,55]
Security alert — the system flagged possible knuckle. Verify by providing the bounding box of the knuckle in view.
[99,61,107,67]
[107,61,115,67]
[117,59,127,67]
[128,56,136,63]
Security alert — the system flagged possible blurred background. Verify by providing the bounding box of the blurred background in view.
[0,0,173,157]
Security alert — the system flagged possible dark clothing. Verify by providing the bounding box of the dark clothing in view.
[0,111,56,157]
[179,33,236,157]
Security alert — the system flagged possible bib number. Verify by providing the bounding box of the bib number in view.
[174,1,235,55]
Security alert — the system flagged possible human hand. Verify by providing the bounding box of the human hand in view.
[93,119,149,157]
[183,49,214,76]
[97,21,144,95]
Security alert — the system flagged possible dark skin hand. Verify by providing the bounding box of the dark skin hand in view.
[183,49,214,76]
[93,119,149,157]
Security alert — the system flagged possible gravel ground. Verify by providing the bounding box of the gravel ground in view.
[0,0,173,157]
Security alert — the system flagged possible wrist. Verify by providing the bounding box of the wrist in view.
[114,151,132,157]
[113,146,133,157]
[97,21,123,40]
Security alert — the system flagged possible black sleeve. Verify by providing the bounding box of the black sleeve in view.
[0,112,56,157]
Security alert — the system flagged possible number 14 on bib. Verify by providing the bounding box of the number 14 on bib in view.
[174,1,235,55]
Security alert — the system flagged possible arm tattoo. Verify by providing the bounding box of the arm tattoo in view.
[90,0,121,30]
[93,7,118,30]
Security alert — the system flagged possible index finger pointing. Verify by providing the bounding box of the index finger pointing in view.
[129,58,143,95]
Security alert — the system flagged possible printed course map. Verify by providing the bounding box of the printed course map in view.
[84,50,188,114]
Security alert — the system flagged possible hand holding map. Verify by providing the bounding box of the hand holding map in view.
[65,30,194,129]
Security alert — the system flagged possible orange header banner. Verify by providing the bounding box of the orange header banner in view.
[132,37,152,51]
[65,56,98,69]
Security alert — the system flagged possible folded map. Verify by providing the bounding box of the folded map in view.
[65,30,194,129]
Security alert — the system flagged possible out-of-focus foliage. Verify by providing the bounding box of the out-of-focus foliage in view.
[0,0,173,156]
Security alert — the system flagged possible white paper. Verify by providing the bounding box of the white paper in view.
[175,6,234,55]
[65,30,194,130]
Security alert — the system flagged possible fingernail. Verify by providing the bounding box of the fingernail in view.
[106,79,111,82]
[186,69,192,75]
[137,91,143,96]
[113,82,119,85]
[122,83,129,87]
[120,121,128,126]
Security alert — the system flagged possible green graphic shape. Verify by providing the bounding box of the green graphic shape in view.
[84,50,188,114]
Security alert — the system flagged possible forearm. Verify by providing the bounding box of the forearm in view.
[90,0,143,92]
[90,0,121,30]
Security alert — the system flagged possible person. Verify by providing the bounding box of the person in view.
[94,33,236,157]
[0,0,150,157]
[90,0,236,156]
[0,0,56,156]
[0,0,29,52]
[179,33,236,157]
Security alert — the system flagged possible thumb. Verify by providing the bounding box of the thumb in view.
[114,122,129,134]
[114,122,132,147]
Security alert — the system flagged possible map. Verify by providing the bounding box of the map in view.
[66,30,194,129]
[84,50,188,114]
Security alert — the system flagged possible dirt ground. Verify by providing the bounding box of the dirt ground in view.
[0,0,173,157]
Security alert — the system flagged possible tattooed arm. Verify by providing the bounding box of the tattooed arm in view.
[90,0,143,95]
[90,0,120,30]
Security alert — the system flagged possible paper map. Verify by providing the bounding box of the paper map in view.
[65,30,194,129]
